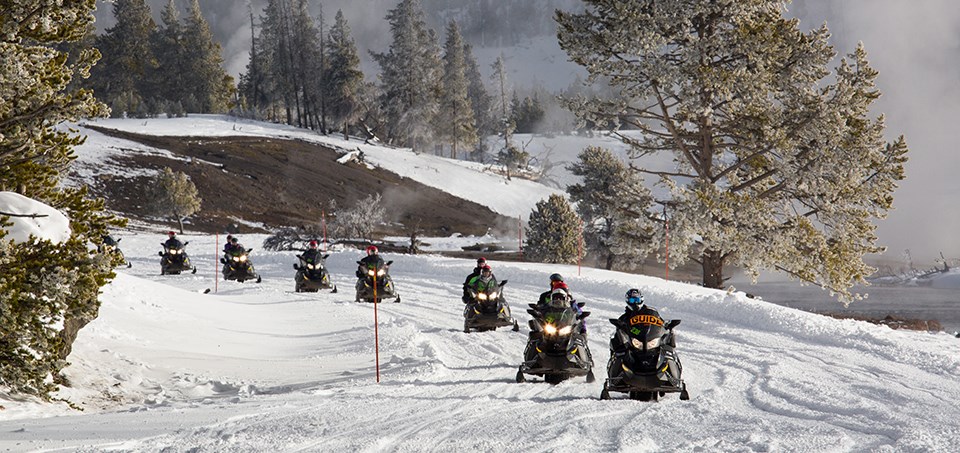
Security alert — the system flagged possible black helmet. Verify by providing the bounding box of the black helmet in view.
[625,288,643,306]
[549,273,563,283]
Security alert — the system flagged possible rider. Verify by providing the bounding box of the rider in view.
[356,245,386,279]
[537,273,572,309]
[301,240,324,263]
[462,258,496,302]
[164,231,182,249]
[223,235,236,254]
[611,288,665,355]
[464,264,498,303]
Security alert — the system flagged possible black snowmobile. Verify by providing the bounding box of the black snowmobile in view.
[601,305,689,401]
[100,235,131,268]
[516,302,594,384]
[463,280,519,333]
[159,241,196,275]
[355,259,400,303]
[293,253,336,293]
[221,248,262,283]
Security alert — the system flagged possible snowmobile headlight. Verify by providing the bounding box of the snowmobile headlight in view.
[232,256,240,262]
[631,338,643,349]
[169,249,179,255]
[477,293,488,300]
[489,291,499,299]
[645,337,660,349]
[544,324,558,335]
[367,269,376,276]
[239,255,248,262]
[307,263,315,270]
[558,326,573,336]
[377,269,386,276]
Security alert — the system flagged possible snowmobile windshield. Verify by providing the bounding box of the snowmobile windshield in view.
[540,307,578,336]
[620,313,666,351]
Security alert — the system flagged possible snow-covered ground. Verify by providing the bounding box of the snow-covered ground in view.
[2,232,960,451]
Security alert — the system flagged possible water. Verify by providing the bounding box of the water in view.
[732,281,960,334]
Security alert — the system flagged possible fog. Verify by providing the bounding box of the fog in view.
[91,0,960,263]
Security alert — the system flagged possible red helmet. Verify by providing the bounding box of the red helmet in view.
[481,264,492,272]
[167,231,176,237]
[309,240,318,249]
[366,245,379,256]
[477,257,487,265]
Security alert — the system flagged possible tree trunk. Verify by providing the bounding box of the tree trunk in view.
[702,249,725,289]
[177,216,185,234]
[605,252,614,270]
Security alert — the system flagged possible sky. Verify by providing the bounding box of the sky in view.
[2,116,960,451]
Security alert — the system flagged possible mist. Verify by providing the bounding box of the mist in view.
[90,0,960,263]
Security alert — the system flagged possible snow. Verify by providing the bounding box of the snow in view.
[0,191,71,244]
[1,232,959,451]
[3,116,960,451]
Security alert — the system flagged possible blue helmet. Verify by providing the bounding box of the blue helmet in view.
[625,288,643,306]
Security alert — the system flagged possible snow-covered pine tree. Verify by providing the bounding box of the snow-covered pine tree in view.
[181,0,233,113]
[147,168,202,234]
[372,0,443,151]
[463,43,493,160]
[89,0,159,117]
[557,0,908,300]
[1,0,124,398]
[567,147,656,270]
[525,194,581,264]
[324,10,364,140]
[438,20,478,159]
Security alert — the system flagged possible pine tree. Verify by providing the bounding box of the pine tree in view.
[371,0,443,150]
[147,167,202,234]
[89,0,159,117]
[525,194,581,264]
[238,5,272,118]
[154,0,186,111]
[463,43,492,159]
[1,0,123,398]
[489,55,514,154]
[437,20,478,159]
[557,0,909,299]
[324,10,364,140]
[567,147,656,270]
[181,0,234,113]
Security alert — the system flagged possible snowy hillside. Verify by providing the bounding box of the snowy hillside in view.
[2,232,959,451]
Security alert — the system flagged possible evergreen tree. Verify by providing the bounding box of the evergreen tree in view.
[437,20,477,159]
[238,5,272,118]
[525,194,581,264]
[371,0,443,150]
[489,55,514,154]
[463,43,492,158]
[181,0,234,113]
[557,0,909,299]
[294,0,325,131]
[1,0,124,398]
[154,0,186,110]
[146,167,202,234]
[324,10,364,140]
[567,147,655,270]
[511,94,545,133]
[89,0,159,117]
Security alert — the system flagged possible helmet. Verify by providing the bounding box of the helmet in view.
[625,288,643,306]
[226,234,233,241]
[477,257,487,265]
[549,288,569,308]
[549,273,563,283]
[167,231,176,237]
[366,245,379,256]
[480,264,493,280]
[230,237,238,244]
[309,240,318,249]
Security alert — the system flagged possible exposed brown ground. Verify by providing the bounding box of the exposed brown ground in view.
[80,126,515,238]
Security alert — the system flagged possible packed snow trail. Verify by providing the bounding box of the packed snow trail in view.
[2,233,960,452]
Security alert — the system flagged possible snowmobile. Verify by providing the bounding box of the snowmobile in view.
[516,302,594,384]
[463,280,520,333]
[100,235,131,268]
[221,248,262,283]
[159,241,196,275]
[600,305,689,402]
[293,253,336,293]
[355,259,400,303]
